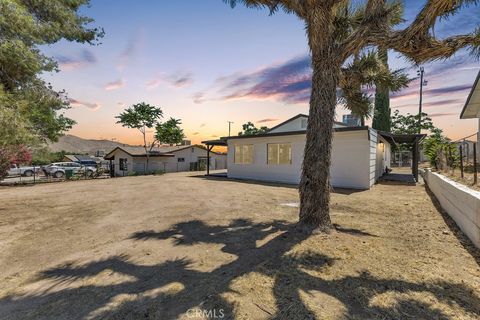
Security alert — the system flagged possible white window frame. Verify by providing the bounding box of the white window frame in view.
[267,143,292,165]
[234,144,254,164]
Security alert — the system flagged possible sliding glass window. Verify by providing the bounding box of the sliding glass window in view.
[267,143,292,165]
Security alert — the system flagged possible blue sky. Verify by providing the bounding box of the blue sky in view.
[41,0,480,144]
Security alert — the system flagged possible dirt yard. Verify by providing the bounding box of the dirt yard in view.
[0,172,479,319]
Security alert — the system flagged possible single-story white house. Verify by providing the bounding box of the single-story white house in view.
[105,145,227,176]
[204,114,401,190]
[460,70,480,158]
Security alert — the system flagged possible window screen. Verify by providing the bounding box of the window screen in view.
[234,145,254,164]
[267,143,292,165]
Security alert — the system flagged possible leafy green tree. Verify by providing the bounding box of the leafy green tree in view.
[116,102,163,170]
[0,0,102,175]
[423,128,458,170]
[238,122,269,135]
[391,110,435,135]
[154,118,185,147]
[225,0,479,231]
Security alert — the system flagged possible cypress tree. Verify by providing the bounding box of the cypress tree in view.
[372,48,391,132]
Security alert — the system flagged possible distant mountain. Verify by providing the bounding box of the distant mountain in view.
[48,135,135,154]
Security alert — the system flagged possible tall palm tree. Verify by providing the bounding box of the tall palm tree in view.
[225,0,479,232]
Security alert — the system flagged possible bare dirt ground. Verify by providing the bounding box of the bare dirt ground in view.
[0,172,479,320]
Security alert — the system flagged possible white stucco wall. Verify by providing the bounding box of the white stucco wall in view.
[422,169,480,248]
[109,147,227,175]
[227,130,375,189]
[369,129,391,187]
[159,147,227,172]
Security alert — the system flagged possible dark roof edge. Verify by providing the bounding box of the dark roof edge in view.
[460,70,480,119]
[224,126,369,140]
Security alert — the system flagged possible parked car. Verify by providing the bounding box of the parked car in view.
[43,162,97,178]
[7,164,41,177]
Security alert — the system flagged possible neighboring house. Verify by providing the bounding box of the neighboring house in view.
[460,70,480,160]
[204,114,393,189]
[105,145,227,176]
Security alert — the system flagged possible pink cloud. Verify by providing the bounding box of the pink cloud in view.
[117,29,145,70]
[104,79,125,91]
[69,98,100,111]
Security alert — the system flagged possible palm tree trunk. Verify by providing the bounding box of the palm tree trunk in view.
[299,49,338,232]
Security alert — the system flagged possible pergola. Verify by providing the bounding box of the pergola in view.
[378,131,427,181]
[202,139,228,176]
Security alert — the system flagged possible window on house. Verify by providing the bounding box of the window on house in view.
[234,145,254,164]
[301,118,308,129]
[267,143,292,165]
[178,157,185,162]
[119,158,128,171]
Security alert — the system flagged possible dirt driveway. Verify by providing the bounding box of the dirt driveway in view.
[0,172,479,319]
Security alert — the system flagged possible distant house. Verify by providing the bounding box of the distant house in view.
[105,145,226,176]
[460,70,480,159]
[204,114,403,189]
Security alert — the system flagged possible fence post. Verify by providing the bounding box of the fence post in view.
[33,165,36,184]
[474,143,478,185]
[459,145,464,179]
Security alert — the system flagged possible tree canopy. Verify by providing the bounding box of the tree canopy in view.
[0,0,102,176]
[238,122,269,136]
[390,110,435,135]
[154,118,185,146]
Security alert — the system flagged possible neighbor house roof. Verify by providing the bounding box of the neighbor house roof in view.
[105,146,175,160]
[267,114,347,133]
[224,126,369,140]
[460,70,480,119]
[105,144,224,160]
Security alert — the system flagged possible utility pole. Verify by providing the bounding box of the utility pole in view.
[227,121,234,137]
[417,67,427,134]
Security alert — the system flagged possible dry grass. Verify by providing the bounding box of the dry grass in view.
[0,172,479,319]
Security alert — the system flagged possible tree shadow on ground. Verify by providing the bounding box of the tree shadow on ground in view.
[424,184,480,266]
[1,219,479,319]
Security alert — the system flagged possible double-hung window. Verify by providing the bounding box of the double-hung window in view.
[267,143,292,165]
[234,145,253,164]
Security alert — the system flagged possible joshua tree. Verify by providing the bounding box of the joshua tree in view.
[338,50,409,126]
[225,0,479,232]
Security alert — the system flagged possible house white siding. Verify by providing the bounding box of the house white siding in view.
[369,129,391,187]
[227,129,380,189]
[159,146,227,172]
[108,146,226,176]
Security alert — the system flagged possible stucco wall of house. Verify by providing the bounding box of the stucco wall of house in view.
[227,130,374,189]
[159,146,227,172]
[369,129,391,187]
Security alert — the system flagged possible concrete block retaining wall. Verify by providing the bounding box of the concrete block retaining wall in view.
[421,169,480,248]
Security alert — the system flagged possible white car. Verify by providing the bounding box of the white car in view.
[43,162,96,178]
[7,164,41,177]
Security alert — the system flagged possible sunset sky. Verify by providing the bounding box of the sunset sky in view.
[40,0,480,145]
